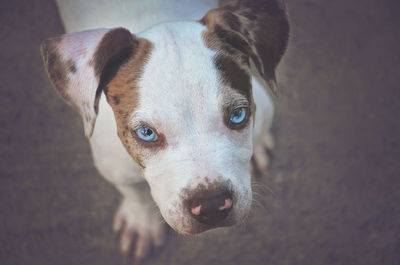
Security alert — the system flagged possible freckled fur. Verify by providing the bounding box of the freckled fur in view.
[105,38,158,167]
[41,28,136,137]
[201,0,290,94]
[41,38,69,102]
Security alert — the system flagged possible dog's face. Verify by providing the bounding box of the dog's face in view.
[127,22,256,234]
[41,0,289,234]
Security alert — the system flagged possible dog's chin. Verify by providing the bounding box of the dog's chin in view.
[181,218,237,235]
[165,212,240,236]
[158,191,252,235]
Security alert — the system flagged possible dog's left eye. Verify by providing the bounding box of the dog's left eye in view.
[229,107,247,125]
[135,126,157,142]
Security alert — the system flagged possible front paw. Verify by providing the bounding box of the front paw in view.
[113,198,167,263]
[251,133,274,176]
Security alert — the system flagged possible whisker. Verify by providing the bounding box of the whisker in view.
[251,181,277,198]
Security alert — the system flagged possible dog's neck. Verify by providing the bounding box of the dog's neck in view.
[56,0,219,33]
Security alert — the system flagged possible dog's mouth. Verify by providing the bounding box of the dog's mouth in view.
[174,211,237,235]
[149,172,253,236]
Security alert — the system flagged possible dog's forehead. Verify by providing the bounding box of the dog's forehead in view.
[135,22,222,129]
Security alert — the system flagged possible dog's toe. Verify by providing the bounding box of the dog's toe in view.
[252,133,274,176]
[252,146,270,173]
[119,228,135,257]
[113,199,167,263]
[134,234,150,262]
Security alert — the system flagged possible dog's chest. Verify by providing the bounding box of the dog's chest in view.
[55,0,218,33]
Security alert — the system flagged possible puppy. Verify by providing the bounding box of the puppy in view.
[41,0,289,261]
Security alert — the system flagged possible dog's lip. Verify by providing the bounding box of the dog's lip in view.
[178,215,237,235]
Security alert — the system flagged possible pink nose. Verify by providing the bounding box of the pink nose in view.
[188,191,233,225]
[191,198,232,215]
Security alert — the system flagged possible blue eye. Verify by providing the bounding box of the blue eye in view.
[135,126,157,142]
[229,107,247,125]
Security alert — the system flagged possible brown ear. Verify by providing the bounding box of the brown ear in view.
[41,28,138,137]
[201,0,289,95]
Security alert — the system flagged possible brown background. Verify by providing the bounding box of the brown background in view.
[1,0,399,264]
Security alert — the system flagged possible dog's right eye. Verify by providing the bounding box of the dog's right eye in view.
[135,126,157,142]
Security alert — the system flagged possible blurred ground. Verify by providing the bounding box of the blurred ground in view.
[0,0,399,264]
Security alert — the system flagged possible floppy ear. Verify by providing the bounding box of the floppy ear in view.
[201,0,289,94]
[41,28,138,137]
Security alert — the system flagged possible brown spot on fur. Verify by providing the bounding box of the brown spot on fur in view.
[182,180,233,205]
[66,59,77,73]
[40,37,69,100]
[214,55,251,99]
[112,96,120,105]
[200,0,290,95]
[88,58,94,67]
[126,76,137,85]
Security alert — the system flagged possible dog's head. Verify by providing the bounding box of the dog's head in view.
[41,0,289,235]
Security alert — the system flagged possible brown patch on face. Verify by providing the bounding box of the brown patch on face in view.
[214,54,251,100]
[200,0,290,95]
[201,18,254,131]
[105,38,165,168]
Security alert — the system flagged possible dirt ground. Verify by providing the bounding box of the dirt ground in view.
[1,0,399,264]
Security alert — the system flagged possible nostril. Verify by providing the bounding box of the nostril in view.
[191,204,202,216]
[190,199,231,216]
[218,198,232,210]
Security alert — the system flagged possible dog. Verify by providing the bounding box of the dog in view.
[41,0,289,261]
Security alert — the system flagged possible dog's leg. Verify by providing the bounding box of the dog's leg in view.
[88,97,166,262]
[113,182,167,263]
[251,75,275,176]
[252,132,274,176]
